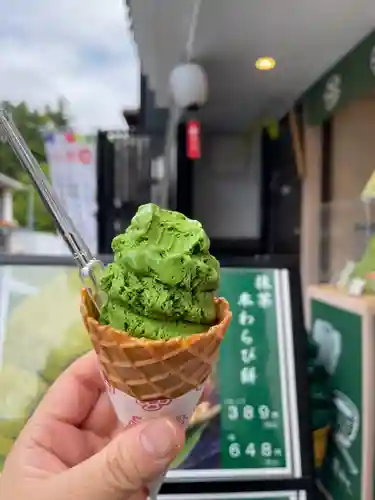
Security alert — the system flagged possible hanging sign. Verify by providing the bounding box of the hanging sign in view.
[43,131,98,254]
[186,120,201,159]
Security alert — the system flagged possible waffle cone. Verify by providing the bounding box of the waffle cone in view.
[81,289,232,401]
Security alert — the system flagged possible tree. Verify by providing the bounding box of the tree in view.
[0,101,68,231]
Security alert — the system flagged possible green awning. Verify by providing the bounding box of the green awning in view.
[303,29,375,125]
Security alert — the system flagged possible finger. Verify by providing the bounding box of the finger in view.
[32,350,105,427]
[51,417,185,500]
[126,491,148,500]
[18,418,108,471]
[81,391,119,438]
[129,491,148,500]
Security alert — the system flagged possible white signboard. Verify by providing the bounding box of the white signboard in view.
[43,131,97,254]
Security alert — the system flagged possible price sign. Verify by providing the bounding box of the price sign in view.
[219,269,297,475]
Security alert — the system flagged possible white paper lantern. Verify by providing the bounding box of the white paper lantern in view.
[169,62,208,109]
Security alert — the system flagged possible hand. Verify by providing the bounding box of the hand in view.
[0,351,185,500]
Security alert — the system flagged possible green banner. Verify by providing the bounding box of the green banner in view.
[310,299,362,499]
[219,269,293,473]
[303,29,375,125]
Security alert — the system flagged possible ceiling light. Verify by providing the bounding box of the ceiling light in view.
[255,57,276,71]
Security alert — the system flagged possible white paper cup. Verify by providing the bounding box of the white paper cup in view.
[103,374,203,498]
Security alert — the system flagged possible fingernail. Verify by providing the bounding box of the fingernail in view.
[140,419,178,459]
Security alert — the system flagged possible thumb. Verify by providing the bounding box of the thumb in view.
[53,418,184,500]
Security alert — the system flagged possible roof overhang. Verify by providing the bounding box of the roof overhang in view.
[127,0,375,132]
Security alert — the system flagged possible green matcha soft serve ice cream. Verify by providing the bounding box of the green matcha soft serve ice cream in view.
[99,203,220,340]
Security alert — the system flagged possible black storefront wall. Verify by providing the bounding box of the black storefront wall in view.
[97,111,301,260]
[96,131,150,254]
[97,131,116,255]
[175,121,195,218]
[261,115,302,257]
[175,114,301,260]
[97,67,301,258]
[97,74,170,254]
[174,119,263,259]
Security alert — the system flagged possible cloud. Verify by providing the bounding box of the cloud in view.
[0,0,139,132]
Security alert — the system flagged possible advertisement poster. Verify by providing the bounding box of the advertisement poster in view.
[311,300,362,499]
[43,131,98,254]
[0,264,298,479]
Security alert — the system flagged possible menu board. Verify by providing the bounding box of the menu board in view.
[167,268,302,480]
[0,263,302,484]
[219,269,291,473]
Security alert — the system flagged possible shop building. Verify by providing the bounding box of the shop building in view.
[101,0,375,294]
[302,29,375,289]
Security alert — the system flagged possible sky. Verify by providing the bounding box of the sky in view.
[0,0,139,133]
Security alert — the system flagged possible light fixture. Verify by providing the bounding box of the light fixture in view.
[255,57,276,71]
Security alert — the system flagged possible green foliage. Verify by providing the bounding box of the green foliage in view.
[170,423,208,469]
[0,101,68,231]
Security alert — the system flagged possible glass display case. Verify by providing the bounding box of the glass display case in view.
[319,200,375,285]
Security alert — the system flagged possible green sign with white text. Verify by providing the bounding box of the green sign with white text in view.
[219,269,294,474]
[311,299,362,499]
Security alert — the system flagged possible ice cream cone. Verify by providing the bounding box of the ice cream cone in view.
[81,288,231,498]
[80,289,232,401]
